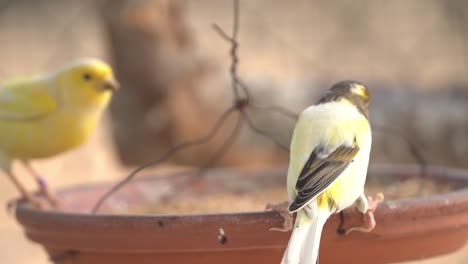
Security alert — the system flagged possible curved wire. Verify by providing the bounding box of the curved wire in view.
[91,106,237,213]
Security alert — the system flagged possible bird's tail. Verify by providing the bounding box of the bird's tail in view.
[302,206,330,264]
[281,203,331,264]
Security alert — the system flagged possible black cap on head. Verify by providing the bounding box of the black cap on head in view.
[317,80,371,117]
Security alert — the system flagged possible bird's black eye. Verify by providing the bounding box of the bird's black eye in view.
[83,73,92,81]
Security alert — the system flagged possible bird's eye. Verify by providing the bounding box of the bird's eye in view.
[83,73,92,81]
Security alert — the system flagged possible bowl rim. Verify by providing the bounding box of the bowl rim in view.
[14,164,468,253]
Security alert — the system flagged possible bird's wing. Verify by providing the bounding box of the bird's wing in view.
[0,80,57,120]
[288,144,359,212]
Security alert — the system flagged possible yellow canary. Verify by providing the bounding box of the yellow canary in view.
[282,81,382,264]
[0,58,118,208]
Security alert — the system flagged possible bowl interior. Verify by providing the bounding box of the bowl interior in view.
[56,164,468,215]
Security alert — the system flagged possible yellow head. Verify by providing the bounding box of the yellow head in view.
[317,80,371,117]
[53,58,119,110]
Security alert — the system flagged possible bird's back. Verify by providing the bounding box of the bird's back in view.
[0,77,103,160]
[287,101,371,207]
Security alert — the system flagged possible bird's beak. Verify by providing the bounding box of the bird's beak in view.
[101,77,120,92]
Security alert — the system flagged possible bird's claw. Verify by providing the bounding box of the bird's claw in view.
[345,211,376,234]
[40,189,61,209]
[367,193,384,212]
[30,197,47,210]
[266,201,294,232]
[345,193,384,235]
[36,176,61,209]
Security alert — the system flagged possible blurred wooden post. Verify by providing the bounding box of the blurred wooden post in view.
[98,0,288,168]
[98,0,198,165]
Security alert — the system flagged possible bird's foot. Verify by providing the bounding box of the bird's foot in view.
[266,201,294,232]
[367,193,384,212]
[37,177,61,209]
[40,189,61,209]
[29,196,48,210]
[345,193,384,235]
[336,211,347,235]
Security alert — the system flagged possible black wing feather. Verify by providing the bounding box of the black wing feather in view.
[288,144,359,212]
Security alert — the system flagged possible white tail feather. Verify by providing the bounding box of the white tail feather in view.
[301,207,330,264]
[281,203,331,264]
[281,210,312,264]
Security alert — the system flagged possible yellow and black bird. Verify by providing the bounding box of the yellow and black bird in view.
[281,81,383,264]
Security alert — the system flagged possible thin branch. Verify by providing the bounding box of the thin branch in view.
[91,106,237,213]
[131,114,245,205]
[183,113,244,189]
[211,0,249,102]
[242,111,290,151]
[211,0,294,151]
[212,1,296,121]
[234,72,251,101]
[372,124,428,193]
[200,114,244,171]
[250,103,299,120]
[373,124,427,172]
[212,24,232,42]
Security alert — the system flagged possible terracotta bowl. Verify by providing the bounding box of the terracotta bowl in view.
[15,164,468,264]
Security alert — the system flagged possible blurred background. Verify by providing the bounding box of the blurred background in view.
[0,0,468,263]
